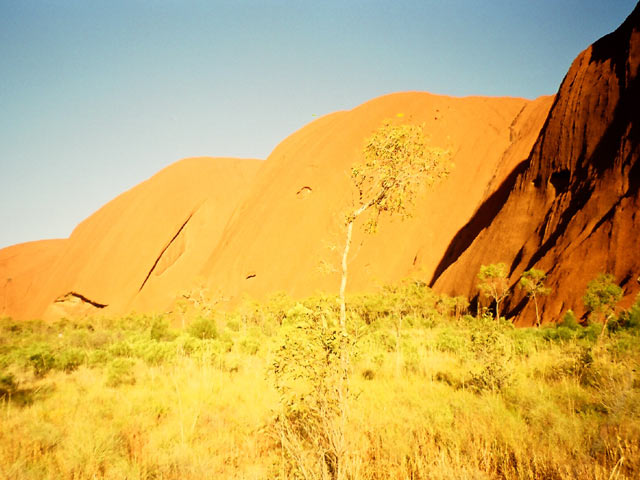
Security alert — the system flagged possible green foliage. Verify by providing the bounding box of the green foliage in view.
[519,268,550,296]
[477,263,510,320]
[25,343,56,377]
[225,318,241,332]
[0,282,640,478]
[558,310,579,330]
[519,268,551,326]
[105,358,136,387]
[613,293,640,331]
[149,316,176,341]
[583,273,623,321]
[0,371,17,398]
[55,347,86,373]
[352,121,450,231]
[340,120,450,336]
[108,341,133,358]
[468,327,513,392]
[238,337,260,356]
[133,340,176,366]
[188,316,219,340]
[435,328,467,353]
[271,317,348,478]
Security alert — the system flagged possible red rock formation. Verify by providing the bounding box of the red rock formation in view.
[0,92,552,320]
[0,157,261,320]
[0,239,66,319]
[433,4,640,324]
[200,92,553,304]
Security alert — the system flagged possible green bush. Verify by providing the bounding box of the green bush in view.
[106,358,136,387]
[558,310,580,330]
[0,371,17,398]
[613,294,640,331]
[25,343,55,377]
[435,328,467,353]
[55,347,86,373]
[226,318,241,332]
[188,316,219,340]
[108,341,133,357]
[468,329,513,392]
[238,336,260,356]
[132,340,176,366]
[88,349,111,367]
[149,316,176,341]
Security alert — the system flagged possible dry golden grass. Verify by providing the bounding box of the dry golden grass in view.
[0,293,639,479]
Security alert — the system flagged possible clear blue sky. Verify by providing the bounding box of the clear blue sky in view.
[1,0,637,249]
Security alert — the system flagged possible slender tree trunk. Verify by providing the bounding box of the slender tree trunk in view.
[598,312,612,344]
[339,220,353,333]
[533,295,540,327]
[395,315,402,377]
[337,218,356,480]
[495,299,500,321]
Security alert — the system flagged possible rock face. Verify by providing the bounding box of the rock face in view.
[200,92,553,305]
[0,93,552,320]
[0,157,261,320]
[0,240,66,319]
[432,4,640,324]
[5,4,637,323]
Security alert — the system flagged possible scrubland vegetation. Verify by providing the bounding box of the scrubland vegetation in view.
[1,282,639,480]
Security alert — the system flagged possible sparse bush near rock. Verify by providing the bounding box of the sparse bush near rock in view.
[187,316,219,340]
[106,357,136,387]
[0,282,638,479]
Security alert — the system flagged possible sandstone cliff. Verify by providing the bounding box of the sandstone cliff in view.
[432,4,640,324]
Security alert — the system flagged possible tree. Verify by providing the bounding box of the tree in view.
[583,273,623,339]
[477,263,510,321]
[339,121,449,332]
[519,268,551,327]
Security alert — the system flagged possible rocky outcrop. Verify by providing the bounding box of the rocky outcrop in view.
[0,239,66,319]
[0,92,552,320]
[432,4,640,324]
[200,92,553,304]
[0,158,262,320]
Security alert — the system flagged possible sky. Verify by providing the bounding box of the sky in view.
[0,0,637,249]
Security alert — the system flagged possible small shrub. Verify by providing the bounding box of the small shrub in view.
[55,347,86,373]
[133,340,176,366]
[238,336,260,356]
[613,294,640,331]
[434,371,460,387]
[558,310,580,330]
[150,316,176,341]
[555,326,577,342]
[88,349,111,367]
[188,316,219,340]
[86,329,113,349]
[468,329,513,392]
[106,358,136,387]
[435,328,466,353]
[108,341,133,357]
[580,322,602,343]
[25,343,55,377]
[372,330,396,352]
[0,371,17,398]
[226,318,241,332]
[217,332,234,352]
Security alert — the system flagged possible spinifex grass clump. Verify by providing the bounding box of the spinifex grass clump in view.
[0,286,638,479]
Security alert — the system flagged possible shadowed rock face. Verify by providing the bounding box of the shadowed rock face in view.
[433,4,640,325]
